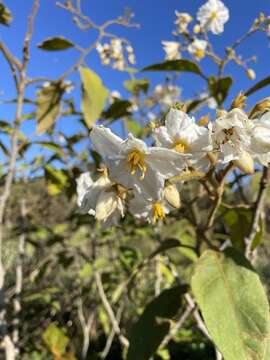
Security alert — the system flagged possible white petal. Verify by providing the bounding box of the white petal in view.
[148,147,187,177]
[120,133,148,154]
[76,172,93,206]
[95,191,118,221]
[90,126,122,157]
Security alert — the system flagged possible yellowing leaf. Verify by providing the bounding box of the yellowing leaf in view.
[36,81,65,134]
[79,67,108,128]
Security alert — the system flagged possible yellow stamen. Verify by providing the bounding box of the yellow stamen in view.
[194,49,205,60]
[173,139,190,153]
[152,202,166,224]
[210,11,218,20]
[126,149,147,179]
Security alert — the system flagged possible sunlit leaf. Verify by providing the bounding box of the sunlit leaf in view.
[43,324,69,358]
[38,36,74,51]
[79,67,109,128]
[36,81,65,134]
[192,248,270,360]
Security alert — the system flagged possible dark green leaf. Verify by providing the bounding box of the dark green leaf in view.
[124,78,150,95]
[103,99,131,121]
[208,76,232,105]
[38,37,74,51]
[192,248,270,360]
[0,3,12,26]
[127,285,187,360]
[245,76,270,97]
[142,59,202,75]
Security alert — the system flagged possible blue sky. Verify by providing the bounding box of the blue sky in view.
[1,0,270,161]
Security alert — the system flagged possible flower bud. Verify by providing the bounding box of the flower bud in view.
[193,24,201,34]
[249,97,270,118]
[164,182,181,209]
[198,114,210,126]
[231,92,247,110]
[234,151,254,175]
[246,68,256,80]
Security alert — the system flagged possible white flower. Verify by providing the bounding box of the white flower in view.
[129,189,171,224]
[175,11,193,34]
[197,0,229,35]
[90,126,186,199]
[153,84,181,108]
[162,41,181,60]
[76,170,126,227]
[153,108,212,168]
[212,109,253,163]
[248,111,270,165]
[188,39,207,61]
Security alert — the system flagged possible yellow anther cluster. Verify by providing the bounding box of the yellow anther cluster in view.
[152,202,166,223]
[173,140,190,153]
[126,149,147,179]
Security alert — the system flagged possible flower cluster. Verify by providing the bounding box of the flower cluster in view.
[162,0,229,62]
[96,39,135,71]
[77,104,270,227]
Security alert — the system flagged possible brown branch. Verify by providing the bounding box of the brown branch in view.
[245,166,270,259]
[94,272,129,348]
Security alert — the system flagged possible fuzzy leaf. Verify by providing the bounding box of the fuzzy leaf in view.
[191,248,270,360]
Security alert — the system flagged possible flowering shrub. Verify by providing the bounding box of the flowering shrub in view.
[2,0,270,359]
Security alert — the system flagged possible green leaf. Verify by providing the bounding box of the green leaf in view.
[38,36,74,51]
[224,209,252,251]
[79,67,109,128]
[245,76,270,97]
[127,285,187,360]
[36,81,65,134]
[103,99,131,121]
[191,248,270,360]
[36,141,64,155]
[43,324,69,357]
[142,59,202,75]
[208,76,232,105]
[0,3,12,26]
[124,78,150,95]
[125,119,142,137]
[251,216,264,251]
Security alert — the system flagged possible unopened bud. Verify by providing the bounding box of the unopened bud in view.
[234,151,254,175]
[246,68,256,80]
[249,97,270,118]
[198,114,210,126]
[193,24,201,34]
[231,92,247,110]
[164,182,181,209]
